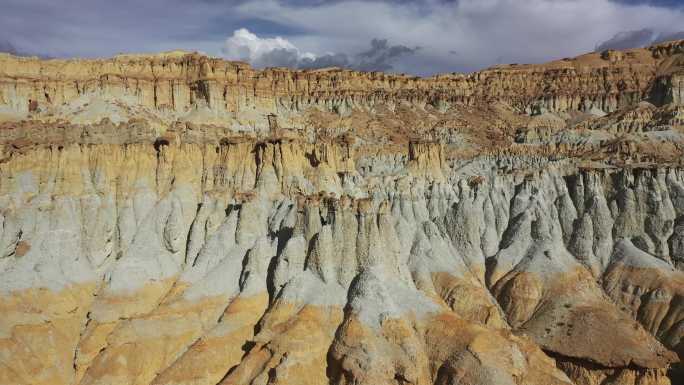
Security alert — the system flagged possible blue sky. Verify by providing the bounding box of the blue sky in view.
[1,0,683,75]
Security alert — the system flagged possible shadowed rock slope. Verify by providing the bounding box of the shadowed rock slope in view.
[0,40,684,385]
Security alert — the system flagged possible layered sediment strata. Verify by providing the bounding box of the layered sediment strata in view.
[1,40,684,385]
[0,39,681,124]
[0,141,681,385]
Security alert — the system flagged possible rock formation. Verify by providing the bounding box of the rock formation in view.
[0,40,683,385]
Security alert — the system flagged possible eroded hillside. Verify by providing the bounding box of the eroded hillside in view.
[0,40,683,385]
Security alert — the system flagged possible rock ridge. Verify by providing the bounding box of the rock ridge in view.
[1,40,684,385]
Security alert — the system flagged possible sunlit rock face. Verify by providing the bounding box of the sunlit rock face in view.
[1,40,684,385]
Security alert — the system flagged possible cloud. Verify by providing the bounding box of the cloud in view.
[595,28,654,50]
[654,30,684,44]
[231,0,684,75]
[0,40,18,55]
[610,0,684,7]
[221,28,315,67]
[2,0,684,75]
[299,53,350,69]
[0,39,46,57]
[595,27,684,51]
[221,28,418,72]
[355,38,420,72]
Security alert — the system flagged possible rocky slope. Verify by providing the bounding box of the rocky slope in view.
[0,40,683,385]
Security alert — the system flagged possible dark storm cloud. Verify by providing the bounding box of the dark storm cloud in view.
[595,27,684,51]
[2,0,684,75]
[299,39,420,72]
[0,41,18,55]
[231,0,684,75]
[224,31,418,72]
[299,53,350,69]
[610,0,684,7]
[254,48,301,68]
[595,28,655,50]
[654,31,684,43]
[355,39,420,72]
[0,39,46,57]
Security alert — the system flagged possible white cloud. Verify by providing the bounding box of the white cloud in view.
[3,0,684,75]
[230,0,684,75]
[221,28,315,68]
[220,28,419,72]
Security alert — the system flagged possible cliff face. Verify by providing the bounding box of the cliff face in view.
[0,39,681,124]
[0,41,683,385]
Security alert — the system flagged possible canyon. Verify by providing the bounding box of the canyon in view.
[0,39,683,385]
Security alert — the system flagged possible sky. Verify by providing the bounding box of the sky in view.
[1,0,683,76]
